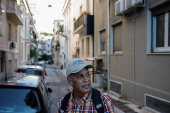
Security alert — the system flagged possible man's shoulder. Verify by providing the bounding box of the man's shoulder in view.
[99,91,112,102]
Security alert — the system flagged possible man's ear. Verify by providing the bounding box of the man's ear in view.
[67,77,73,86]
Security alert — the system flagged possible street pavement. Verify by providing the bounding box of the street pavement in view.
[45,64,72,113]
[45,64,156,113]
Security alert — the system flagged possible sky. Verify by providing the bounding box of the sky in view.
[28,0,65,33]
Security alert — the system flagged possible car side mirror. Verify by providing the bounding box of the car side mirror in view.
[48,87,52,93]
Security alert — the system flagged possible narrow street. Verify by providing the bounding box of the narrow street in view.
[45,65,72,113]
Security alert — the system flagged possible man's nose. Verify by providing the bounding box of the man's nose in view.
[83,75,89,81]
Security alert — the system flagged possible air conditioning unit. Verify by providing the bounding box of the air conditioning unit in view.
[125,0,145,11]
[10,42,16,48]
[115,0,126,16]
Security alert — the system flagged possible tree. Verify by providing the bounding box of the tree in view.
[55,40,60,50]
[41,53,49,61]
[30,49,37,59]
[56,22,63,35]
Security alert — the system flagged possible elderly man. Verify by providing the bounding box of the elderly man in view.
[57,58,114,113]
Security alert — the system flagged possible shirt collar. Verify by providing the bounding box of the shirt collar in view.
[70,89,92,102]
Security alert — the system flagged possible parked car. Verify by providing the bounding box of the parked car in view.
[36,61,47,75]
[16,65,46,78]
[45,61,48,64]
[0,74,52,113]
[48,60,52,64]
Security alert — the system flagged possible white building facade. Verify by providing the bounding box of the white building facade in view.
[62,0,77,63]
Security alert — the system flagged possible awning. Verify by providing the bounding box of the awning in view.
[86,57,102,61]
[0,49,16,54]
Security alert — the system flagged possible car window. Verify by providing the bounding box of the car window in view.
[0,88,41,113]
[18,69,42,76]
[36,64,42,67]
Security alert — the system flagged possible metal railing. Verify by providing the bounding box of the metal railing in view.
[6,0,22,18]
[74,12,90,31]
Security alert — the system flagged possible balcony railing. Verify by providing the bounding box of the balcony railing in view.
[74,12,90,31]
[38,40,46,43]
[38,47,46,50]
[6,0,23,25]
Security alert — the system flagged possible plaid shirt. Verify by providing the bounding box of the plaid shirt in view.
[57,90,115,113]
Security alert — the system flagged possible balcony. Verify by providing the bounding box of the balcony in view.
[6,0,23,25]
[30,18,36,34]
[38,40,46,44]
[63,26,71,35]
[74,12,94,35]
[38,47,46,50]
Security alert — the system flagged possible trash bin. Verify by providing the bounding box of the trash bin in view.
[103,75,107,90]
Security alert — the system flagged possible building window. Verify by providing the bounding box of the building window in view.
[151,3,170,52]
[21,43,23,61]
[15,59,17,70]
[99,30,106,54]
[15,29,17,42]
[0,22,3,36]
[111,22,122,53]
[8,24,11,41]
[86,37,90,56]
[82,39,84,56]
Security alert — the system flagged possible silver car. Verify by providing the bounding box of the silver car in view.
[16,65,46,78]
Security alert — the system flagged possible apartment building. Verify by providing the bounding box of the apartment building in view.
[19,0,37,65]
[0,0,23,80]
[0,0,37,80]
[38,35,46,58]
[29,3,38,64]
[52,19,68,69]
[94,0,170,112]
[72,0,98,84]
[45,36,52,56]
[62,0,76,62]
[52,20,60,66]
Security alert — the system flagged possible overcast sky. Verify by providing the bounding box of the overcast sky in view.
[28,0,65,33]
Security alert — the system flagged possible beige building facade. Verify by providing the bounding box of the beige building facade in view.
[72,0,94,67]
[0,0,23,80]
[94,0,170,112]
[0,0,37,80]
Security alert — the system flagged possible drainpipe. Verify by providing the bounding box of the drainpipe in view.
[92,0,95,82]
[107,0,110,92]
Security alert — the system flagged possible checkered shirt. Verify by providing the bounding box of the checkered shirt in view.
[57,90,115,113]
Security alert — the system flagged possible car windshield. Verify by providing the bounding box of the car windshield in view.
[18,69,41,76]
[0,88,41,113]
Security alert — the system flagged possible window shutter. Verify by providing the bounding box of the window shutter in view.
[151,2,170,16]
[100,30,106,43]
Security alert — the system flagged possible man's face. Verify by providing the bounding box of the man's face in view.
[67,68,91,95]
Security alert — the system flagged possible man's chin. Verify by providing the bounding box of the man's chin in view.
[82,86,91,93]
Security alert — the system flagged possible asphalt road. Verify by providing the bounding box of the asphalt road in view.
[45,65,72,113]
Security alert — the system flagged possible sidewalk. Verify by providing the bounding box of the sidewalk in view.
[53,65,66,77]
[53,64,155,113]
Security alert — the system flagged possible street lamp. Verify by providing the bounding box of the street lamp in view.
[48,4,52,7]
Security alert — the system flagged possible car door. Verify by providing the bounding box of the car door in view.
[39,80,50,113]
